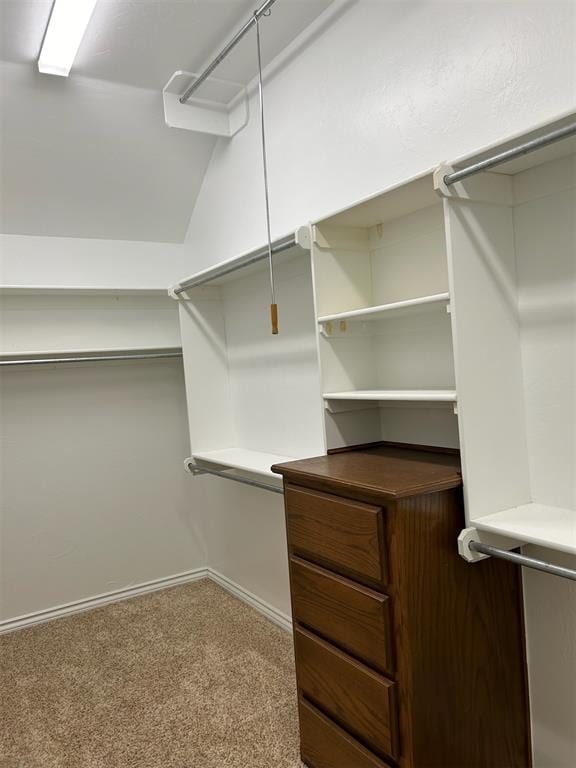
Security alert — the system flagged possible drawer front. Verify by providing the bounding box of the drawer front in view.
[294,627,398,761]
[299,699,393,768]
[291,557,393,675]
[285,486,386,587]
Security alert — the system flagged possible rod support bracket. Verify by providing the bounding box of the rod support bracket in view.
[458,527,523,563]
[433,163,456,197]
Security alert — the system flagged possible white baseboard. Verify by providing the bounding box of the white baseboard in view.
[207,568,292,633]
[0,567,292,635]
[0,568,208,635]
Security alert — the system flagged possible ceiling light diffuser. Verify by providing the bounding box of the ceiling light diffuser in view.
[38,0,99,77]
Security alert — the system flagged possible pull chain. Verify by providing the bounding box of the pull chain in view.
[254,12,278,334]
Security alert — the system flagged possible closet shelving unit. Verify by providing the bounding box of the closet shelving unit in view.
[0,285,181,363]
[171,229,325,488]
[434,113,576,560]
[310,174,459,451]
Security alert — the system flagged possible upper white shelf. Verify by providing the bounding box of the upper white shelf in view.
[191,448,296,479]
[474,503,576,556]
[317,292,450,324]
[0,286,170,296]
[323,389,457,402]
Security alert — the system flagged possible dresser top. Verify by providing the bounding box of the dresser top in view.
[272,444,462,501]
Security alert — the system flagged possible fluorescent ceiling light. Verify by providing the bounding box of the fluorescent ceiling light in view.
[38,0,99,77]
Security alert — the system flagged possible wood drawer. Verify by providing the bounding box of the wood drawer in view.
[299,698,393,768]
[291,557,393,675]
[294,627,398,761]
[285,485,386,587]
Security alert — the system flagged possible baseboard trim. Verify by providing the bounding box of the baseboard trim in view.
[0,568,208,635]
[0,567,293,636]
[207,569,292,633]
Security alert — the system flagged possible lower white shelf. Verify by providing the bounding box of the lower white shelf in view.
[191,448,297,479]
[323,389,457,402]
[474,503,576,556]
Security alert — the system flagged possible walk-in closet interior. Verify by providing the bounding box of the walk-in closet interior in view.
[1,2,575,767]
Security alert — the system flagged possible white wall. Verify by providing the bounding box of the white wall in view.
[185,0,576,267]
[0,61,215,242]
[0,233,191,289]
[201,479,292,620]
[0,358,205,622]
[183,2,576,765]
[0,234,206,626]
[514,161,576,768]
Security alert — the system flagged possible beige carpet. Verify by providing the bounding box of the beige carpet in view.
[0,579,305,768]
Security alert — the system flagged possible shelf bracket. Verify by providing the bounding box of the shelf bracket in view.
[458,527,576,581]
[458,527,523,563]
[433,162,514,206]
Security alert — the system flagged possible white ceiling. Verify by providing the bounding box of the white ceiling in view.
[0,0,334,242]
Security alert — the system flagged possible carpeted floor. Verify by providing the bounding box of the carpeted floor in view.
[0,579,305,768]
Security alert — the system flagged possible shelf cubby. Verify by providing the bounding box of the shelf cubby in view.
[439,115,576,552]
[176,238,325,482]
[312,174,458,451]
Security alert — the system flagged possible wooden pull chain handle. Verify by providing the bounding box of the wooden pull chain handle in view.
[271,303,278,335]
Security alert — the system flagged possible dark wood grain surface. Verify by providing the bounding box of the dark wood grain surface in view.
[387,490,531,767]
[299,699,393,768]
[273,444,462,503]
[285,485,386,588]
[291,556,393,675]
[294,626,399,761]
[281,444,531,768]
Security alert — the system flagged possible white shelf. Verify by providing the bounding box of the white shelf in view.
[0,285,170,296]
[323,389,457,402]
[474,503,576,556]
[317,292,450,324]
[191,448,297,479]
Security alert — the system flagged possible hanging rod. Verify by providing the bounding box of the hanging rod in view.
[170,233,297,296]
[469,541,576,582]
[0,348,183,367]
[444,120,576,186]
[186,461,284,495]
[179,0,279,104]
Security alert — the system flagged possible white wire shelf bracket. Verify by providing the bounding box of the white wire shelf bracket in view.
[317,293,451,325]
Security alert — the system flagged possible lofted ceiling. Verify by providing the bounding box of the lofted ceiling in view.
[0,0,334,242]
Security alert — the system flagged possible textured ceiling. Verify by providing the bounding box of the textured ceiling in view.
[0,0,334,242]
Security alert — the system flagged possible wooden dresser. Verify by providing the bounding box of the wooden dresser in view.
[272,444,531,768]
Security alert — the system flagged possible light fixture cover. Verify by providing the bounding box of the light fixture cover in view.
[38,0,99,77]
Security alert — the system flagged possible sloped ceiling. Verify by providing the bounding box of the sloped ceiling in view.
[0,0,333,242]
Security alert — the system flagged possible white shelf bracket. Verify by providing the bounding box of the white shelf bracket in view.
[433,163,455,198]
[458,527,576,581]
[433,162,513,205]
[163,71,249,137]
[458,527,523,563]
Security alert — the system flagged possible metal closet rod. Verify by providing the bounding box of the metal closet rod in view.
[172,233,296,295]
[187,462,284,495]
[469,541,576,582]
[179,0,279,104]
[0,349,183,367]
[444,120,576,185]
